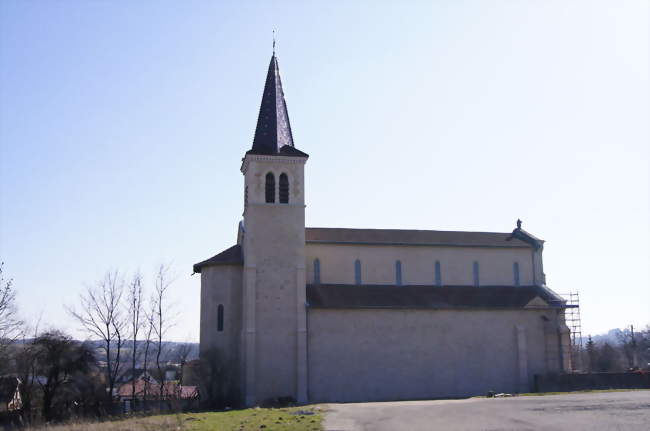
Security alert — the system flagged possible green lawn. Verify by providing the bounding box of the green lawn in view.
[178,407,323,431]
[39,406,324,431]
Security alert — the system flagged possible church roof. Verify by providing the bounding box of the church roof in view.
[306,284,568,310]
[305,228,535,248]
[248,54,304,156]
[193,245,242,273]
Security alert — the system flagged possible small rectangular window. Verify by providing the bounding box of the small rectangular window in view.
[473,261,480,287]
[217,304,224,332]
[513,262,520,286]
[395,260,402,286]
[314,259,321,285]
[435,261,442,287]
[354,260,362,285]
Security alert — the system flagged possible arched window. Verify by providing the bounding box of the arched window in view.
[395,260,402,286]
[513,262,520,286]
[354,259,362,285]
[279,173,289,204]
[314,258,321,285]
[265,173,275,203]
[435,261,442,287]
[217,304,224,332]
[473,261,480,287]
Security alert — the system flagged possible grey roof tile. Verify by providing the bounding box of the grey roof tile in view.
[193,245,243,273]
[307,284,568,309]
[250,55,302,155]
[305,227,534,248]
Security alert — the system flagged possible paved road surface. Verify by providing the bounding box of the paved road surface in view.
[323,390,650,431]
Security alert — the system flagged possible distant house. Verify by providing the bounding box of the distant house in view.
[117,374,198,412]
[0,377,22,412]
[181,359,201,386]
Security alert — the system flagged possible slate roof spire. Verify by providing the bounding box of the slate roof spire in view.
[250,53,296,155]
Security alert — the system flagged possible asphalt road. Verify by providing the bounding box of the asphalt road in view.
[323,390,650,431]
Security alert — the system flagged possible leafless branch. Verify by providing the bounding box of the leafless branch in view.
[0,262,23,356]
[67,270,126,402]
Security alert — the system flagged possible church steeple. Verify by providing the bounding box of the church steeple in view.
[250,54,296,155]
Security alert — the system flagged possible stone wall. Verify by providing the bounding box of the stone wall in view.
[240,153,308,405]
[307,308,564,402]
[199,264,243,404]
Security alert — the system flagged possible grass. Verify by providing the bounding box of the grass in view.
[29,406,324,431]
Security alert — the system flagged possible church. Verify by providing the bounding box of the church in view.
[194,52,572,407]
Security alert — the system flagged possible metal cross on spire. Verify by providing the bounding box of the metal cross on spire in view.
[273,30,276,55]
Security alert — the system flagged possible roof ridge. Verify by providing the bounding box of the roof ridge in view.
[306,227,512,235]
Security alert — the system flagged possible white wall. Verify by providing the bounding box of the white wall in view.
[305,243,535,286]
[307,308,561,402]
[199,264,243,403]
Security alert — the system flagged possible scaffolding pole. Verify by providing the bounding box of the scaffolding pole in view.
[560,292,583,372]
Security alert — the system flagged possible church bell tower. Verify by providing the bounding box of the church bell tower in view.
[239,53,309,406]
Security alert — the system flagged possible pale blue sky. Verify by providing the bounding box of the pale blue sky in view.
[1,1,648,341]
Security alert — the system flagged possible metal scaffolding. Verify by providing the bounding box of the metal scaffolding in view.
[561,292,583,372]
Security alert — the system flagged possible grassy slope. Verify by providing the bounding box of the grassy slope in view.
[34,406,324,431]
[181,407,323,431]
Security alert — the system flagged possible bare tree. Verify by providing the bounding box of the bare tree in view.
[15,318,41,423]
[68,270,126,405]
[142,294,156,407]
[0,262,23,360]
[152,264,175,401]
[127,272,144,404]
[616,325,639,369]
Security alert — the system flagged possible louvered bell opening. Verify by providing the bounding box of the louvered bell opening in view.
[265,173,275,203]
[279,173,289,204]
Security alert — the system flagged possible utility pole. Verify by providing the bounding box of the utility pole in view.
[631,325,638,369]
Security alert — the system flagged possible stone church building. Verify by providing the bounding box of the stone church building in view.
[194,53,572,406]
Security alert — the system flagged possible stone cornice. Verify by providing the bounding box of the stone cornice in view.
[241,153,308,174]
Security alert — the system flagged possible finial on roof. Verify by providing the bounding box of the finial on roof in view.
[517,219,522,229]
[272,30,276,55]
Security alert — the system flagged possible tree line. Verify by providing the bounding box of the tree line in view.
[578,326,650,373]
[0,262,196,425]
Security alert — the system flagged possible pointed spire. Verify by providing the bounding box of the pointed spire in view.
[250,54,295,155]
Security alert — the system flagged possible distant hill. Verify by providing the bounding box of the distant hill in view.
[578,326,648,346]
[15,339,199,364]
[84,340,200,364]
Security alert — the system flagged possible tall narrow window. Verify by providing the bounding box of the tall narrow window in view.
[395,260,402,286]
[513,262,520,286]
[435,261,442,287]
[217,304,224,332]
[354,259,362,285]
[279,173,289,204]
[265,173,275,203]
[314,258,321,285]
[473,261,480,287]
